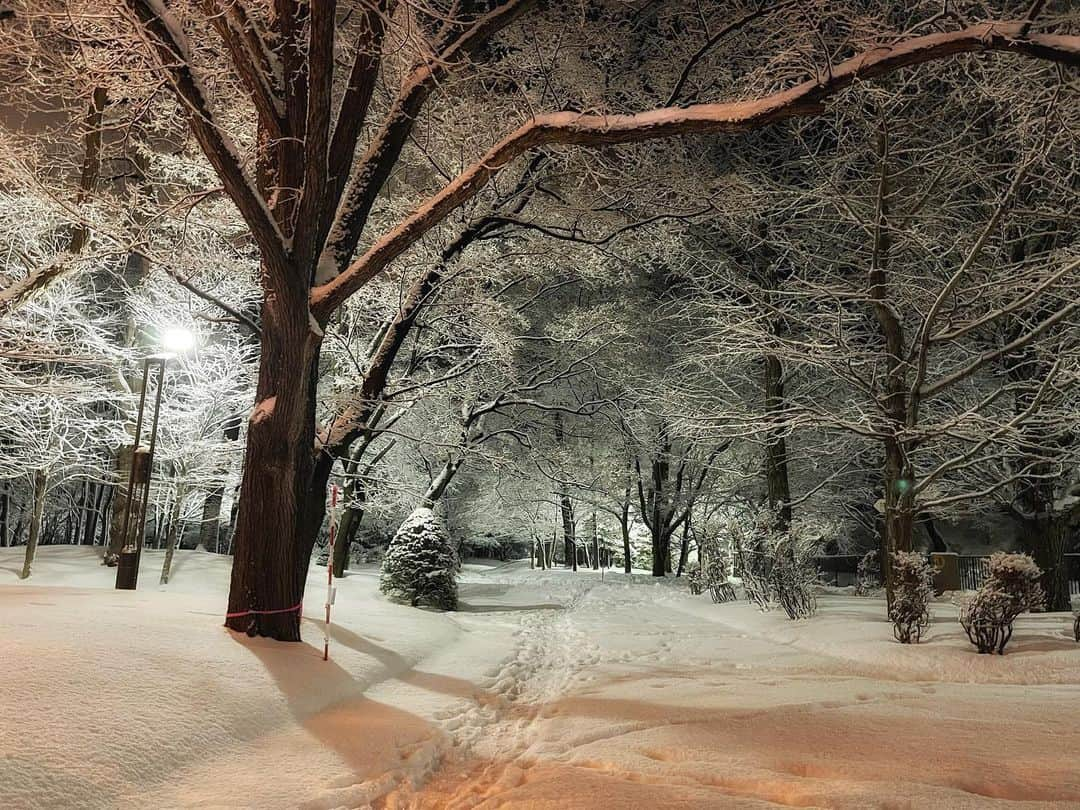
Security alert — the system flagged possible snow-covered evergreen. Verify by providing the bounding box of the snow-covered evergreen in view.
[379,507,458,610]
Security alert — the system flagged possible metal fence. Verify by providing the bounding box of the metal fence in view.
[814,553,1080,593]
[957,555,990,591]
[814,555,862,587]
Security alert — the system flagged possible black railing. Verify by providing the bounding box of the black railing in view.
[957,556,989,591]
[813,555,862,587]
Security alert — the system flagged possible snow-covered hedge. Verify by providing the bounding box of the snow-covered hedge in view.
[889,551,933,644]
[960,552,1044,655]
[380,508,458,610]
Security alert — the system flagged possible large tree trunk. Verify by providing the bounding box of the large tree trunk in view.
[650,527,670,577]
[19,470,47,579]
[225,288,326,641]
[1017,513,1072,612]
[881,438,916,604]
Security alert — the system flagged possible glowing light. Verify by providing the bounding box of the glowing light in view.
[160,327,196,354]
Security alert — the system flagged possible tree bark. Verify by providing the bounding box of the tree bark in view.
[1015,512,1072,612]
[224,279,325,641]
[19,470,47,579]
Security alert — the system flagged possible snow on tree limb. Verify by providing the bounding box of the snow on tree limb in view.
[317,0,536,279]
[310,21,1080,319]
[123,0,290,274]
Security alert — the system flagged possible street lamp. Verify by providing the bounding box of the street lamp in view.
[161,327,196,355]
[114,327,196,590]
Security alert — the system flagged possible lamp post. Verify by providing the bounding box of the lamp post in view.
[114,327,195,590]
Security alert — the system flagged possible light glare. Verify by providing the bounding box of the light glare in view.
[161,327,196,354]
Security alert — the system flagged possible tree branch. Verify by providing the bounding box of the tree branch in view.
[311,22,1080,319]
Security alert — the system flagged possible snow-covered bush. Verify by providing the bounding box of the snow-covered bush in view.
[770,532,819,620]
[695,532,736,603]
[855,550,881,595]
[959,552,1044,655]
[731,515,773,610]
[731,509,819,619]
[379,508,458,610]
[889,551,933,644]
[687,564,704,595]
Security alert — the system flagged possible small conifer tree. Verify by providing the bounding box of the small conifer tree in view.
[380,508,458,610]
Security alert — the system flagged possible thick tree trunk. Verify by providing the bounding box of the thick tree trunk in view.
[225,288,325,641]
[160,483,187,585]
[881,439,916,604]
[19,470,47,579]
[650,527,670,577]
[1017,513,1072,612]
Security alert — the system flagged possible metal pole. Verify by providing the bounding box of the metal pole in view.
[115,356,167,590]
[134,358,167,576]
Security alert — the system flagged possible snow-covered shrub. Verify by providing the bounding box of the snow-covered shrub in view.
[855,550,881,595]
[731,516,773,610]
[889,551,933,644]
[731,509,820,619]
[959,552,1044,655]
[695,531,736,602]
[380,508,458,610]
[687,564,705,595]
[770,532,819,620]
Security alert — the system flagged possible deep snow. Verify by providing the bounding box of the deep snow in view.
[1,547,1078,809]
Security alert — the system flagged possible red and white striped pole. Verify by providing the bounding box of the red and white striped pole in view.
[324,484,338,662]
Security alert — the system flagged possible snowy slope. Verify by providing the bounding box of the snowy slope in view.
[3,549,1080,809]
[0,549,532,809]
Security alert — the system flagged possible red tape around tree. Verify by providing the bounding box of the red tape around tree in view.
[225,602,303,619]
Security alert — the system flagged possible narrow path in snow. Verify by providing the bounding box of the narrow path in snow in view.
[382,566,1080,810]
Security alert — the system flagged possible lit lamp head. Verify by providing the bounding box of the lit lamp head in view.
[160,326,196,356]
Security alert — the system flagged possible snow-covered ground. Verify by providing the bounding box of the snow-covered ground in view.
[2,547,1079,809]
